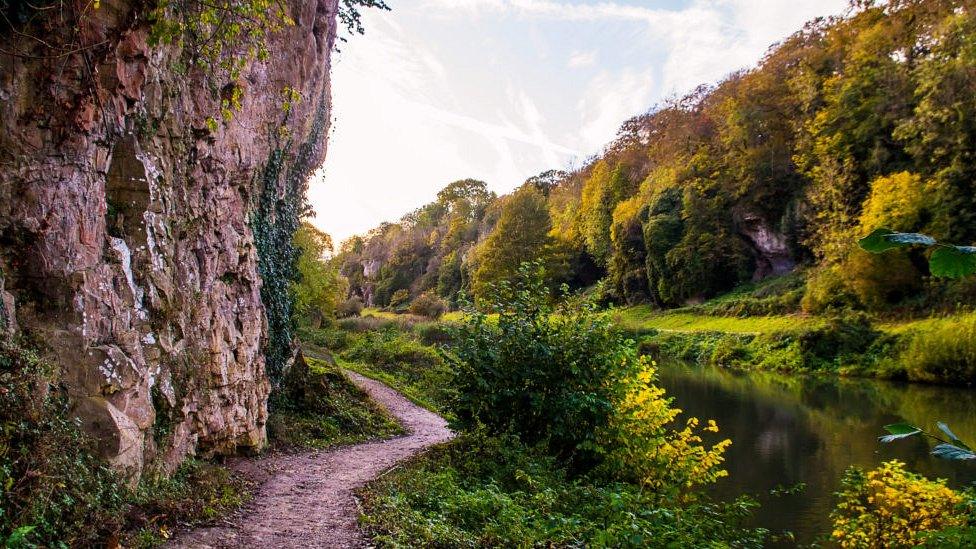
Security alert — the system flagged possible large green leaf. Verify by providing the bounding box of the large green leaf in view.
[859,229,936,253]
[879,422,922,443]
[930,246,976,278]
[931,443,976,461]
[859,229,901,253]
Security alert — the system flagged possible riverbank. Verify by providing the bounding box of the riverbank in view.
[616,305,976,386]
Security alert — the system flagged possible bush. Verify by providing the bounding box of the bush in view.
[451,262,729,490]
[296,325,351,351]
[389,289,410,311]
[845,251,923,311]
[360,433,767,548]
[831,461,972,548]
[802,266,861,314]
[337,296,364,318]
[795,313,880,362]
[901,314,976,384]
[413,321,455,346]
[451,264,629,464]
[338,314,422,333]
[408,292,448,319]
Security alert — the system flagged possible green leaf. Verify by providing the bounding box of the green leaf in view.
[879,422,922,443]
[932,443,976,461]
[859,229,938,253]
[859,228,901,253]
[930,246,976,278]
[936,422,971,450]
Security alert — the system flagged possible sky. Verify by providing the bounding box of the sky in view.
[308,0,850,244]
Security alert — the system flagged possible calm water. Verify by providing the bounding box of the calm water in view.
[657,363,976,546]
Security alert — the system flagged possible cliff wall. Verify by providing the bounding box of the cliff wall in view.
[0,0,339,479]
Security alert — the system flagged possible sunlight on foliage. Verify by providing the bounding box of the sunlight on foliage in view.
[831,461,970,548]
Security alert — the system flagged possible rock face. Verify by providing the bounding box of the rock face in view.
[735,211,796,281]
[0,0,339,479]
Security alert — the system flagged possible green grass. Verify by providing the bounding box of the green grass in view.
[268,356,403,450]
[359,433,767,548]
[340,357,451,418]
[614,306,823,335]
[361,307,400,319]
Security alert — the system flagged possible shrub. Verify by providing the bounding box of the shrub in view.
[408,292,448,319]
[452,262,728,490]
[451,264,629,464]
[389,289,410,311]
[795,313,880,362]
[597,363,731,496]
[360,433,767,548]
[338,315,420,333]
[802,266,861,314]
[901,314,976,384]
[413,321,455,346]
[831,461,971,548]
[296,325,351,351]
[337,296,364,318]
[845,251,923,311]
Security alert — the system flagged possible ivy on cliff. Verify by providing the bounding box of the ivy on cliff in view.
[252,90,328,389]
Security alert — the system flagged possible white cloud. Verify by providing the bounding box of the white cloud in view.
[568,50,597,68]
[577,67,654,151]
[311,0,850,243]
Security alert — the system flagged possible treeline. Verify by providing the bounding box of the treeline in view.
[335,0,976,315]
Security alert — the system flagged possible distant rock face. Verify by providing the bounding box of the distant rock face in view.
[735,211,796,281]
[0,0,338,479]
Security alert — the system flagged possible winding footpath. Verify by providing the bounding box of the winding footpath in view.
[167,370,453,548]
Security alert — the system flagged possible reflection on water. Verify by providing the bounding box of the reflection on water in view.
[657,363,976,546]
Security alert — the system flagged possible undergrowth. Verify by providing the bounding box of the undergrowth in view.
[638,311,976,385]
[268,356,402,450]
[0,337,253,547]
[300,319,456,416]
[359,432,767,548]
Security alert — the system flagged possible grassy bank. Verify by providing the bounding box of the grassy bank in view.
[268,355,403,449]
[621,307,976,385]
[614,307,822,335]
[299,319,456,417]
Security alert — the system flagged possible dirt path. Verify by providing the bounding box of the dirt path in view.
[167,370,453,549]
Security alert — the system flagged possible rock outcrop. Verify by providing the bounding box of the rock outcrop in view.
[0,0,339,479]
[734,211,796,281]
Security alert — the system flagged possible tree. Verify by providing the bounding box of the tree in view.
[292,223,347,328]
[471,186,554,302]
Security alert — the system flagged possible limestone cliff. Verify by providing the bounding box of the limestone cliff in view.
[0,0,339,479]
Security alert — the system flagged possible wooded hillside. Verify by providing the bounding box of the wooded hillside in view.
[338,0,976,315]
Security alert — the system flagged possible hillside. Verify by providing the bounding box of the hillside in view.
[338,0,976,319]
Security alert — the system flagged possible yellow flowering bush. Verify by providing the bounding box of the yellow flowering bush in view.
[831,460,968,548]
[598,357,731,497]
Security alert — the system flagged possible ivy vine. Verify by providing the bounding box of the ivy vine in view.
[251,89,328,390]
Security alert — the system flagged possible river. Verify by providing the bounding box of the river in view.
[657,363,976,546]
